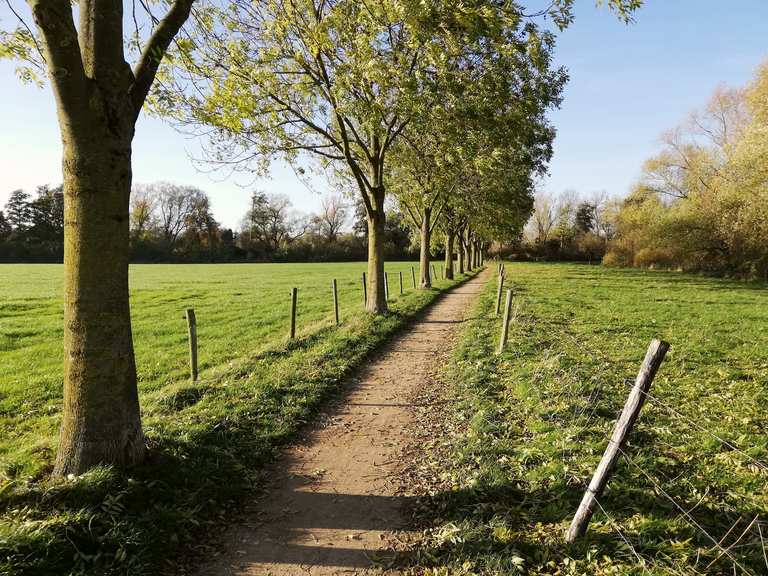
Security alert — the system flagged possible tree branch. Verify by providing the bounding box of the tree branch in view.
[28,0,87,119]
[130,0,195,120]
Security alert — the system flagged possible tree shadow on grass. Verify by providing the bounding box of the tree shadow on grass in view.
[1,274,485,576]
[396,473,767,575]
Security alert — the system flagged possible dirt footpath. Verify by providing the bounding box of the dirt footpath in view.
[199,270,490,576]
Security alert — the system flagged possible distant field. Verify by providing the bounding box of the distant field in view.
[0,261,444,478]
[409,262,768,574]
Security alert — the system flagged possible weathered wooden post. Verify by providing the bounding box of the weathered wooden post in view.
[496,290,513,355]
[495,274,505,317]
[332,279,339,326]
[565,339,670,543]
[384,272,389,300]
[289,287,298,339]
[411,266,416,289]
[362,272,367,306]
[185,308,198,381]
[399,271,404,295]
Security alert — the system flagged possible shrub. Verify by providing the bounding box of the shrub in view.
[633,247,677,269]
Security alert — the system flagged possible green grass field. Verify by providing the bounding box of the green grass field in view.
[407,262,768,575]
[0,260,463,576]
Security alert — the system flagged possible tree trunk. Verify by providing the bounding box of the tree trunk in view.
[466,229,474,270]
[457,227,465,274]
[54,134,144,476]
[28,0,194,476]
[444,230,455,280]
[365,196,387,314]
[419,207,432,289]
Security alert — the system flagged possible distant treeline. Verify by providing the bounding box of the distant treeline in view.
[515,59,768,279]
[514,190,614,263]
[0,182,417,263]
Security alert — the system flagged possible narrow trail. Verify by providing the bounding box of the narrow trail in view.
[200,269,491,576]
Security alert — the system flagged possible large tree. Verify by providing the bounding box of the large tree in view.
[2,0,195,475]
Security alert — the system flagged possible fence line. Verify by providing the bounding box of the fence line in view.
[494,263,765,574]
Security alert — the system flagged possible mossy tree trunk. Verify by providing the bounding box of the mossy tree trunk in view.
[419,207,432,289]
[444,232,454,279]
[466,228,474,270]
[366,192,387,313]
[29,0,194,476]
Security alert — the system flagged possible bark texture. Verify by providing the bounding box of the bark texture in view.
[29,0,194,475]
[419,207,432,289]
[56,135,143,474]
[366,191,387,314]
[444,231,455,280]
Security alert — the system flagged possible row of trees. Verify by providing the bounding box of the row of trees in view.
[603,59,768,278]
[1,0,640,475]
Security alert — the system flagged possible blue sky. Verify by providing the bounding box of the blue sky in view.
[1,0,766,229]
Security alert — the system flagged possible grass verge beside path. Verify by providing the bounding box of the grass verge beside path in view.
[0,266,479,576]
[403,262,768,575]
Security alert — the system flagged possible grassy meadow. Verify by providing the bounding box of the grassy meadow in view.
[407,262,768,575]
[0,260,463,575]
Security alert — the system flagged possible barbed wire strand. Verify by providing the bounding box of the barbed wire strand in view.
[617,445,755,576]
[620,380,768,473]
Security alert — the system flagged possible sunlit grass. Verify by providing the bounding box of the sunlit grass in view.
[0,260,463,576]
[409,262,768,575]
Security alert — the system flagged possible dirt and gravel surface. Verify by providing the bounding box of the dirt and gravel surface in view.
[199,270,490,576]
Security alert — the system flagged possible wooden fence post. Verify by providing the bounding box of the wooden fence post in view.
[362,272,367,306]
[411,266,416,289]
[565,339,670,543]
[332,279,339,326]
[496,290,512,355]
[399,271,404,295]
[495,274,505,317]
[185,308,198,381]
[384,272,389,300]
[289,287,297,339]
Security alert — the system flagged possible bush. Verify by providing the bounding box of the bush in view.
[633,247,677,269]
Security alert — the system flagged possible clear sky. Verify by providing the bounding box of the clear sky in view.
[1,0,766,229]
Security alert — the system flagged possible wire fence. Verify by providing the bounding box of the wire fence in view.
[494,266,768,575]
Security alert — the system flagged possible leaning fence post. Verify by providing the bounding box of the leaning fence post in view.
[384,271,389,300]
[362,272,367,306]
[495,274,505,317]
[399,271,404,295]
[565,339,670,544]
[289,287,298,339]
[411,266,416,289]
[496,290,513,354]
[185,308,198,381]
[332,279,339,326]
